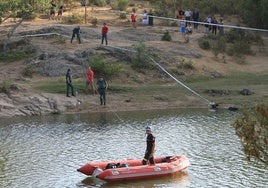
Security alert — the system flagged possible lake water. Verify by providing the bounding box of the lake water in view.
[0,109,268,188]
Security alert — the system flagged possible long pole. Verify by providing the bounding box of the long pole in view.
[84,1,87,24]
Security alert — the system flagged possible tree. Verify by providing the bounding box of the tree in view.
[0,0,35,54]
[149,0,178,18]
[233,104,268,164]
[240,0,268,29]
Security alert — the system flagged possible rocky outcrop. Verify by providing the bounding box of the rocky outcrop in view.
[0,90,78,117]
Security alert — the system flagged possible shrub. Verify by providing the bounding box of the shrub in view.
[211,36,227,57]
[177,59,194,70]
[52,35,66,44]
[161,30,172,41]
[92,0,106,6]
[0,48,35,62]
[0,81,11,95]
[117,0,129,11]
[119,11,127,19]
[87,56,121,78]
[110,0,129,11]
[198,39,211,50]
[63,14,83,24]
[22,65,36,78]
[91,17,98,27]
[131,42,153,70]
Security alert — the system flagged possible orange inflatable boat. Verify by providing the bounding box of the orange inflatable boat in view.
[77,155,190,182]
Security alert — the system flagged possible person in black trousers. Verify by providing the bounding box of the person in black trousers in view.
[142,126,156,165]
[96,75,108,105]
[66,68,75,97]
[71,26,81,44]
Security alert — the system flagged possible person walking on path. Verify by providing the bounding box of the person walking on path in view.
[66,68,75,97]
[71,26,81,44]
[131,8,137,28]
[96,75,108,106]
[142,126,156,165]
[101,23,108,45]
[85,66,95,94]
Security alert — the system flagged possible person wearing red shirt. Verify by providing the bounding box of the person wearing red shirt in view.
[131,8,137,28]
[85,66,95,94]
[101,23,108,45]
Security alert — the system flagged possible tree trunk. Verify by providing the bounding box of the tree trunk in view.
[2,18,24,55]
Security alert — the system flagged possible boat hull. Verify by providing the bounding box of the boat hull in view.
[77,155,190,182]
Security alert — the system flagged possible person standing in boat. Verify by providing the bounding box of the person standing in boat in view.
[142,126,155,165]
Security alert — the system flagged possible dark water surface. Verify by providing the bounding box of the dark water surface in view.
[0,109,268,188]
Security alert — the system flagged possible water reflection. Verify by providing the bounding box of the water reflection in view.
[79,171,190,188]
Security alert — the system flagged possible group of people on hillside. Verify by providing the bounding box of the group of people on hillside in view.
[177,8,224,35]
[177,7,224,42]
[203,16,224,35]
[66,67,108,106]
[131,8,154,28]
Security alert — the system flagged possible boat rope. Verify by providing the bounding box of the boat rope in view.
[105,45,214,106]
[149,57,211,104]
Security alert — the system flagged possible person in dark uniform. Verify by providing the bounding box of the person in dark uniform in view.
[71,26,81,44]
[66,68,75,97]
[96,75,108,105]
[148,9,154,26]
[142,126,156,165]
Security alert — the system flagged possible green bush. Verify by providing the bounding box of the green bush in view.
[177,59,194,70]
[161,30,172,41]
[227,40,252,56]
[91,17,98,27]
[52,35,66,44]
[117,0,128,11]
[198,39,211,50]
[119,11,127,19]
[0,50,34,62]
[0,81,11,95]
[211,36,227,57]
[110,0,129,11]
[63,14,84,24]
[131,42,153,70]
[92,0,106,6]
[22,65,36,78]
[87,56,121,78]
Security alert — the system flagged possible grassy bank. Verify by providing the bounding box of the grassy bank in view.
[33,72,268,108]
